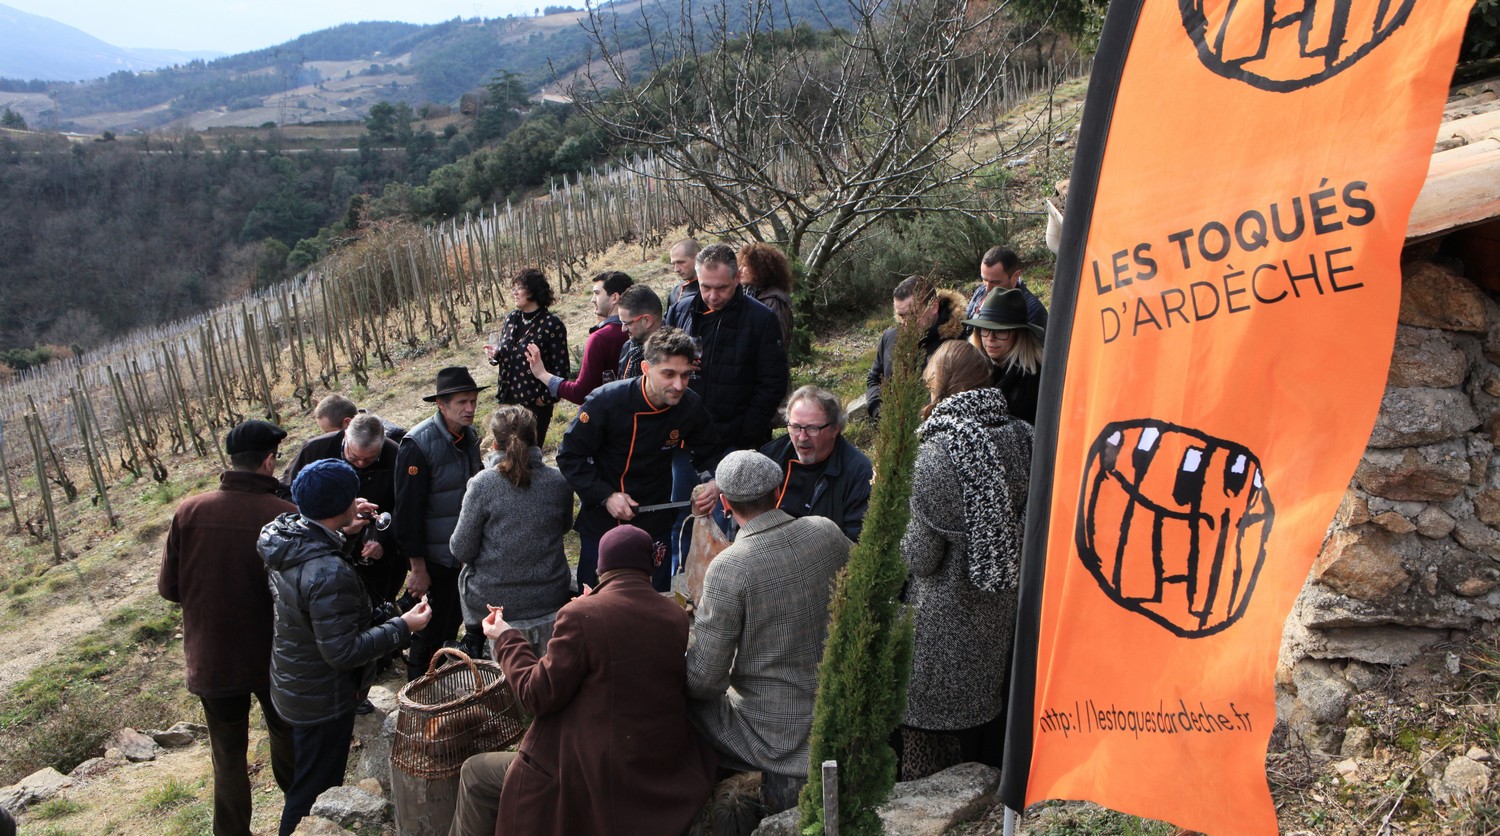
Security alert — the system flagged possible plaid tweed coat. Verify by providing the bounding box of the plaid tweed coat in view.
[685,509,852,775]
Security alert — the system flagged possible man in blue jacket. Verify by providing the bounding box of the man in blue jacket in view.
[667,243,790,563]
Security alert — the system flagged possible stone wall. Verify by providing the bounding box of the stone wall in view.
[1278,253,1500,753]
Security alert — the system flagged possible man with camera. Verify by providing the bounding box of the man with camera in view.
[283,412,404,604]
[262,458,432,836]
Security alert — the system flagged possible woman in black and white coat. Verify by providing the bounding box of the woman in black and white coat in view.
[898,339,1033,780]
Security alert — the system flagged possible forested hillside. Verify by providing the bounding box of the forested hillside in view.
[0,134,434,355]
[0,0,860,134]
[0,82,618,359]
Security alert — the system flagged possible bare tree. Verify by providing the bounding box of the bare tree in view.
[568,0,1064,287]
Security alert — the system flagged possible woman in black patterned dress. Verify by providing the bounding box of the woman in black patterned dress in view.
[485,268,570,446]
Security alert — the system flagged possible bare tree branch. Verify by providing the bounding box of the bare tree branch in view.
[566,0,1081,287]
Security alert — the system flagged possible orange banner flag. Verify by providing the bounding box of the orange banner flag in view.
[999,0,1475,832]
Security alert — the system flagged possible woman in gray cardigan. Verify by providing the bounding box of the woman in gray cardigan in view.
[450,405,574,657]
[899,341,1033,780]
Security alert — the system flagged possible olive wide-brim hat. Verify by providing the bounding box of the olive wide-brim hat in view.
[422,366,489,402]
[962,287,1045,341]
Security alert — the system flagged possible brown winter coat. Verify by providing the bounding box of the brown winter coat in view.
[158,470,295,697]
[492,571,717,836]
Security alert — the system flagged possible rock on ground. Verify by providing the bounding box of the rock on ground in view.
[105,727,163,762]
[1434,755,1491,804]
[753,763,999,836]
[292,816,355,835]
[310,784,390,832]
[0,767,72,812]
[149,721,208,748]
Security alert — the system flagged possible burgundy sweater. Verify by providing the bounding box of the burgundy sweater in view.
[551,319,630,405]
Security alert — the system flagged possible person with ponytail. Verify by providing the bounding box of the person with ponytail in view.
[450,405,574,657]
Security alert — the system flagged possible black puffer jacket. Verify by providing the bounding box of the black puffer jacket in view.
[259,513,410,726]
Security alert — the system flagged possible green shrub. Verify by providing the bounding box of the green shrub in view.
[796,207,1014,333]
[799,303,924,833]
[163,801,213,836]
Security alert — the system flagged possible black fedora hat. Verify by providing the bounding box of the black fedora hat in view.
[962,288,1045,341]
[422,366,489,402]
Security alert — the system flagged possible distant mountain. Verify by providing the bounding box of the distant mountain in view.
[0,1,855,133]
[0,3,222,81]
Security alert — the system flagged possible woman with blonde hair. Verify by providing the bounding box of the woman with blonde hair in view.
[450,405,574,657]
[899,339,1032,780]
[963,287,1045,424]
[737,242,795,347]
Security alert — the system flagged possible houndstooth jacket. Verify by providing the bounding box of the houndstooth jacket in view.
[686,509,852,775]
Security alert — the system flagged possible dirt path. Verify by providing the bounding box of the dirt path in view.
[0,599,109,694]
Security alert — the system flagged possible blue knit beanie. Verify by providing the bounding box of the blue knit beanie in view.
[292,458,360,520]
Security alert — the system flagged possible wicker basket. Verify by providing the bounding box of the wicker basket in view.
[392,648,526,779]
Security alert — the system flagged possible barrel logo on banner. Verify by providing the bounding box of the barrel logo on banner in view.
[1182,0,1419,91]
[1076,420,1275,638]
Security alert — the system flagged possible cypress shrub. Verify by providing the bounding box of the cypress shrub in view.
[798,285,927,834]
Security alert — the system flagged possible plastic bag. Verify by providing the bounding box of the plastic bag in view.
[684,512,732,604]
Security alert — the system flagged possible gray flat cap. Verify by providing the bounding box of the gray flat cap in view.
[716,450,783,503]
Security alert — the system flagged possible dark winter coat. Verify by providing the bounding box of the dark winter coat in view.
[759,434,874,542]
[665,285,789,453]
[259,513,410,726]
[864,288,968,422]
[901,387,1032,730]
[991,361,1042,425]
[281,429,400,563]
[159,470,294,698]
[746,285,794,348]
[557,378,719,540]
[492,570,718,836]
[965,279,1049,327]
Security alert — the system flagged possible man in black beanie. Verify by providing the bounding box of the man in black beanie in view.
[262,458,432,836]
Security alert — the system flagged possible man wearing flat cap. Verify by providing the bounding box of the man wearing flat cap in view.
[448,524,717,836]
[686,450,853,814]
[394,366,487,679]
[159,419,295,836]
[262,458,432,836]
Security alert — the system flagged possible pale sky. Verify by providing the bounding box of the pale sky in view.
[5,0,547,54]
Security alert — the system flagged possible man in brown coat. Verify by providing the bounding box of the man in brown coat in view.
[449,524,717,836]
[158,419,296,836]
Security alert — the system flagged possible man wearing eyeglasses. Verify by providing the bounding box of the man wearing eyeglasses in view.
[614,284,664,380]
[694,385,873,543]
[282,413,403,604]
